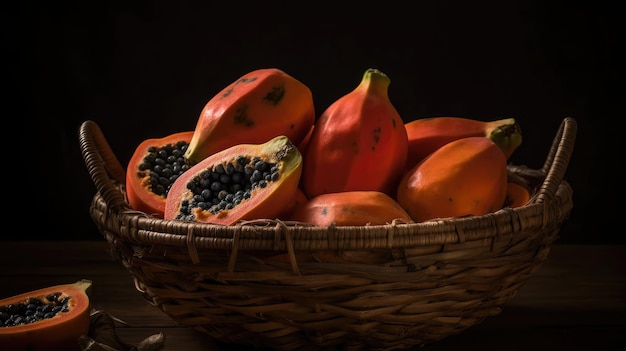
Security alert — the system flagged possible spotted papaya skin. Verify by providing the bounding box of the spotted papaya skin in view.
[301,69,408,198]
[397,136,508,223]
[184,68,315,165]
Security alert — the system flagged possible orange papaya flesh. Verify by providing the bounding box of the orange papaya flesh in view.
[404,117,522,170]
[165,135,302,225]
[125,131,194,218]
[289,191,413,226]
[0,280,92,351]
[184,68,315,165]
[301,68,408,198]
[398,136,508,223]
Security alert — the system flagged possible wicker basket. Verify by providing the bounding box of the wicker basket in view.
[79,117,577,351]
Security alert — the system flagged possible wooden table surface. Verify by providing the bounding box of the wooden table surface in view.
[1,241,625,351]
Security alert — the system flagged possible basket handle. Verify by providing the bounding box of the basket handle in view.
[79,120,129,211]
[534,117,577,203]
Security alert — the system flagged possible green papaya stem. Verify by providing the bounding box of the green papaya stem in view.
[359,68,391,97]
[488,119,523,158]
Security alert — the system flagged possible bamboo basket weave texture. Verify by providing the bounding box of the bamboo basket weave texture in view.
[79,117,577,351]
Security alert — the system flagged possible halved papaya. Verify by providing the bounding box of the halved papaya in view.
[125,131,194,218]
[165,135,302,225]
[0,280,92,351]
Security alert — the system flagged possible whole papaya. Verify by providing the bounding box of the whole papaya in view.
[301,68,408,198]
[289,191,413,226]
[184,68,315,165]
[397,136,508,222]
[504,182,531,208]
[404,116,522,170]
[165,135,302,225]
[276,187,309,220]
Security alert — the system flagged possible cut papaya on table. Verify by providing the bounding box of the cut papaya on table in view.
[0,280,92,351]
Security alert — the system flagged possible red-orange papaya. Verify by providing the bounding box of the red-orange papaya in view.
[296,124,314,156]
[0,280,92,351]
[301,68,408,198]
[277,187,309,220]
[125,131,194,218]
[504,182,531,208]
[184,68,315,165]
[404,117,522,170]
[165,135,302,225]
[289,191,413,226]
[397,136,508,222]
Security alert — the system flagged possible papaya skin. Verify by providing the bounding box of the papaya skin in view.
[296,124,314,156]
[184,68,315,165]
[397,136,508,223]
[404,117,522,170]
[289,191,413,226]
[301,68,408,198]
[504,182,531,208]
[0,280,92,351]
[165,135,302,225]
[125,131,194,218]
[277,187,309,220]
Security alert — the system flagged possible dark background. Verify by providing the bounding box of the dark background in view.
[5,1,623,244]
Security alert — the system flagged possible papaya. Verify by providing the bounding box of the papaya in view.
[289,191,413,226]
[165,135,303,225]
[0,280,92,351]
[504,182,531,208]
[184,68,315,165]
[404,116,522,170]
[296,124,314,156]
[397,136,508,222]
[301,68,408,198]
[277,187,309,220]
[125,131,194,218]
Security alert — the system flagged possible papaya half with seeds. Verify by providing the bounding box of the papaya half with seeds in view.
[184,68,315,165]
[301,68,408,198]
[289,191,413,226]
[0,280,92,351]
[165,135,303,225]
[397,136,508,223]
[125,130,194,218]
[404,116,522,170]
